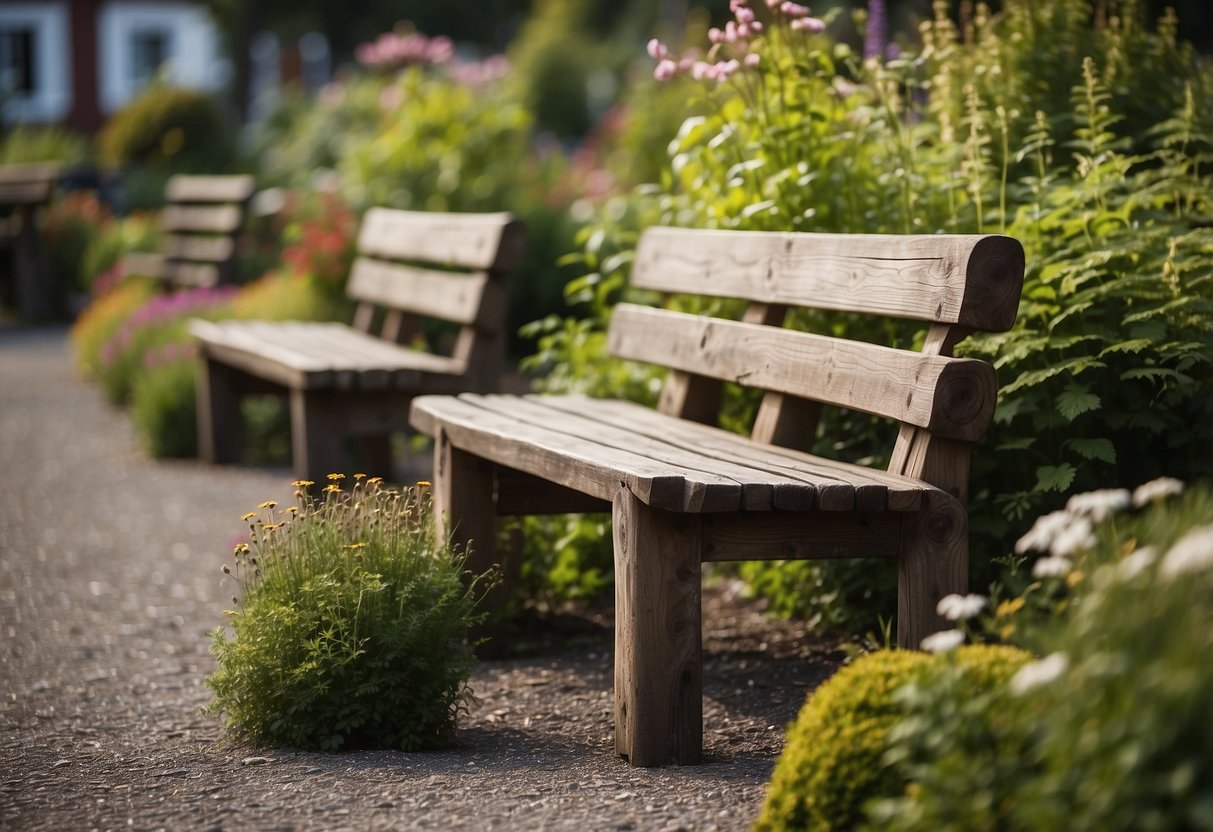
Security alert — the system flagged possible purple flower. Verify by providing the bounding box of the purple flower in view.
[865,0,888,60]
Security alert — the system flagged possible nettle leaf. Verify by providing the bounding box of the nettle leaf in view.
[997,437,1036,451]
[1036,463,1077,493]
[1056,385,1101,421]
[1066,437,1116,463]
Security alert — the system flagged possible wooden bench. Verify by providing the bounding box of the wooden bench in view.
[410,227,1025,766]
[190,208,526,482]
[121,174,255,288]
[0,162,62,320]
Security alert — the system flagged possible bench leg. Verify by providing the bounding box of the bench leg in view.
[289,389,346,482]
[433,430,502,588]
[897,492,968,649]
[612,488,703,767]
[196,358,244,465]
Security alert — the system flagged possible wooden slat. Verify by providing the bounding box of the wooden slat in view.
[357,208,526,272]
[160,204,243,233]
[166,262,220,288]
[0,163,60,205]
[633,227,1024,332]
[190,320,335,389]
[164,234,234,263]
[346,257,491,324]
[608,305,997,442]
[121,251,168,279]
[537,395,924,512]
[410,394,736,512]
[702,511,903,562]
[165,174,254,204]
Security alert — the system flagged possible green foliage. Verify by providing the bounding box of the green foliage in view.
[130,356,198,458]
[871,482,1213,831]
[531,0,1213,628]
[70,279,159,380]
[206,478,492,751]
[79,211,163,291]
[508,0,596,138]
[39,192,112,295]
[0,125,90,165]
[97,85,235,175]
[755,645,1031,832]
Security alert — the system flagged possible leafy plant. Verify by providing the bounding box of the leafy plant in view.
[130,353,199,458]
[755,644,1031,832]
[206,477,494,751]
[98,85,234,174]
[70,278,159,380]
[0,125,90,165]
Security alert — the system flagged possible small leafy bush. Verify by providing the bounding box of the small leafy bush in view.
[97,85,234,183]
[40,192,112,295]
[79,211,162,291]
[207,477,493,751]
[755,644,1031,832]
[0,125,90,165]
[130,353,198,458]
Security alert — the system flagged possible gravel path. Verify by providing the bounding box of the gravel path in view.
[0,325,840,831]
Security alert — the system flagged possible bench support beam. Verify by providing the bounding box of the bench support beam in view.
[897,492,968,649]
[612,488,703,766]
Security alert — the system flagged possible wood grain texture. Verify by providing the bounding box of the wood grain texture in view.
[701,511,902,562]
[346,258,492,325]
[633,227,1024,331]
[357,208,526,272]
[159,204,243,233]
[897,491,968,649]
[0,163,60,204]
[612,488,703,766]
[609,305,998,441]
[165,174,254,204]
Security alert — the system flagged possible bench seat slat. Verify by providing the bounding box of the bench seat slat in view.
[411,393,937,514]
[191,320,464,391]
[609,304,997,442]
[535,395,923,512]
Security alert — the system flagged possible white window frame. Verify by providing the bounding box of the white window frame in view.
[97,2,223,114]
[0,2,71,123]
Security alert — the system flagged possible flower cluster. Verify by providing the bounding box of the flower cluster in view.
[279,193,357,284]
[356,24,454,72]
[140,339,197,371]
[99,285,236,367]
[648,0,825,84]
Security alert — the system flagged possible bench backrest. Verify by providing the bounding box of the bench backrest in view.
[347,207,526,387]
[0,163,61,208]
[157,174,255,287]
[609,227,1025,500]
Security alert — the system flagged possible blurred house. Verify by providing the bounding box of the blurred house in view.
[0,0,227,132]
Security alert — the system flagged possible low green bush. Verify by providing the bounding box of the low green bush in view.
[0,125,90,165]
[756,644,1031,832]
[39,192,112,295]
[130,354,197,458]
[206,478,494,751]
[98,85,231,172]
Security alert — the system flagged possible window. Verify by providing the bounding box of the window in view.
[130,28,171,86]
[0,26,37,96]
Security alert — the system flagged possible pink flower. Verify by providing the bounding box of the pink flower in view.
[781,1,812,17]
[791,16,827,32]
[653,59,678,81]
[745,53,761,68]
[708,27,724,45]
[646,38,668,60]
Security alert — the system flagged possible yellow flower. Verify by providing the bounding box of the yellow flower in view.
[241,512,257,522]
[292,480,315,487]
[344,542,368,550]
[354,473,367,480]
[327,473,345,481]
[323,484,341,493]
[258,500,277,509]
[233,542,250,555]
[1066,570,1085,588]
[416,480,432,488]
[368,477,384,485]
[996,597,1025,617]
[286,506,299,514]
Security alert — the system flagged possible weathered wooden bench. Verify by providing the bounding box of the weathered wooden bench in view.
[190,208,526,482]
[121,174,255,288]
[410,227,1025,766]
[0,162,62,320]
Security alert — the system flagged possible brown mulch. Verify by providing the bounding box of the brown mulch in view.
[0,325,843,832]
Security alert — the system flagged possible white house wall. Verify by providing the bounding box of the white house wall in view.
[0,2,72,123]
[97,1,225,114]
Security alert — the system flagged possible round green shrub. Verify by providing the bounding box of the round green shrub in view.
[130,356,197,458]
[206,480,492,752]
[97,85,231,173]
[756,645,1032,832]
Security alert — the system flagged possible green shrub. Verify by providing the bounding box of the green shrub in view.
[756,644,1031,832]
[97,85,233,175]
[130,355,197,458]
[39,191,112,295]
[206,478,494,751]
[0,125,90,165]
[79,211,162,291]
[871,482,1213,831]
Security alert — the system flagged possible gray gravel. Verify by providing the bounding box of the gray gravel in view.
[0,325,840,831]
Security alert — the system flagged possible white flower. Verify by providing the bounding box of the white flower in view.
[1032,555,1073,579]
[1009,652,1068,694]
[1159,524,1213,579]
[1132,477,1185,508]
[920,629,965,653]
[1014,510,1075,554]
[1049,515,1095,558]
[936,593,987,621]
[1066,488,1131,522]
[1117,546,1157,580]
